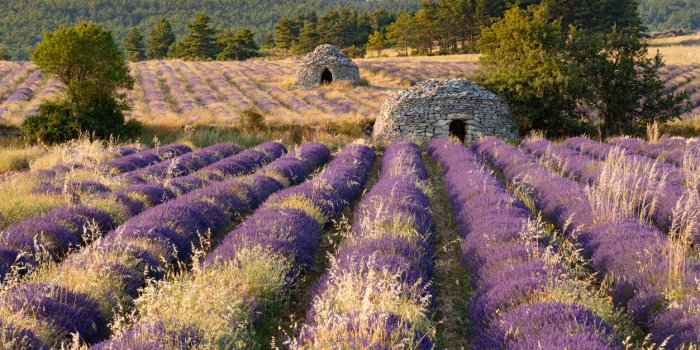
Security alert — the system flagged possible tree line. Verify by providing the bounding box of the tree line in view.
[0,0,420,60]
[122,14,258,61]
[271,0,644,57]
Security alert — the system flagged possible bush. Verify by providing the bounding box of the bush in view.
[22,101,80,144]
[22,100,142,145]
[343,46,366,58]
[239,108,265,131]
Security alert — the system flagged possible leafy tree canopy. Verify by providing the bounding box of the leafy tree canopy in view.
[25,21,139,143]
[477,3,690,138]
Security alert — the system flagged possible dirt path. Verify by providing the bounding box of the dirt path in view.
[425,154,473,350]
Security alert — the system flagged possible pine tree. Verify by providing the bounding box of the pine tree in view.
[216,28,259,60]
[293,21,319,53]
[170,13,218,60]
[147,18,175,59]
[275,16,295,54]
[386,12,416,56]
[365,31,385,57]
[261,32,275,50]
[233,28,259,60]
[123,27,146,61]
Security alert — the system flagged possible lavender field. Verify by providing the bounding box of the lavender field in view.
[0,58,479,127]
[0,134,699,348]
[0,58,698,129]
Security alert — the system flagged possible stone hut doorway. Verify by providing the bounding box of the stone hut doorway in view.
[449,120,467,142]
[320,68,333,85]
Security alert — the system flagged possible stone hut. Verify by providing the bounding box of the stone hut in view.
[373,79,518,143]
[294,44,360,87]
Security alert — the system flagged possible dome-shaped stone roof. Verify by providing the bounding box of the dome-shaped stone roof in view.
[294,44,360,88]
[373,78,518,143]
[391,79,502,101]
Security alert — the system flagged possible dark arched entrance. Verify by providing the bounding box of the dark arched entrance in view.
[449,120,467,142]
[320,68,333,85]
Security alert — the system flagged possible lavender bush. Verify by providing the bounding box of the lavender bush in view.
[290,139,434,349]
[90,142,338,348]
[430,137,622,349]
[475,137,700,348]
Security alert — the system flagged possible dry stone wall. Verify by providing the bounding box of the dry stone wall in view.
[373,79,518,143]
[295,44,360,88]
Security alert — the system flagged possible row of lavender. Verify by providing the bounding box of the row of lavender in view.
[92,142,374,349]
[476,137,699,348]
[611,137,700,167]
[430,137,622,349]
[0,141,330,349]
[0,142,246,279]
[290,139,435,348]
[520,138,696,240]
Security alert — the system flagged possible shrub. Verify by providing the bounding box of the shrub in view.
[22,100,143,145]
[22,101,80,144]
[343,45,366,59]
[239,108,265,131]
[0,148,44,172]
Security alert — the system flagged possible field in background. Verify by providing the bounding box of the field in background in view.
[0,58,478,127]
[0,39,698,138]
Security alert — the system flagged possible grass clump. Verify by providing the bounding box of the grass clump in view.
[0,147,44,172]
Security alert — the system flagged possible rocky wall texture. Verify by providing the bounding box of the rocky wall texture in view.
[294,44,360,88]
[373,79,518,143]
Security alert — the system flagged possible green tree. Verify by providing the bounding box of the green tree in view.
[123,27,146,61]
[261,32,275,50]
[365,30,386,56]
[169,13,218,60]
[275,16,295,53]
[386,12,416,56]
[26,21,139,143]
[570,27,690,136]
[293,21,320,53]
[216,28,259,60]
[147,18,175,59]
[0,45,9,60]
[477,4,582,135]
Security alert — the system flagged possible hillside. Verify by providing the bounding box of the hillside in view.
[1,0,698,60]
[639,0,700,32]
[0,0,420,60]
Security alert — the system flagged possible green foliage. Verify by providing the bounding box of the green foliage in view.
[26,21,140,143]
[478,3,690,138]
[0,45,9,60]
[569,27,691,136]
[31,21,133,109]
[123,27,146,61]
[639,0,700,31]
[477,4,582,136]
[261,32,275,49]
[274,16,295,53]
[386,12,415,56]
[216,28,259,60]
[0,0,421,60]
[293,21,320,54]
[365,30,385,56]
[147,18,176,59]
[22,101,80,144]
[169,13,218,60]
[344,45,365,58]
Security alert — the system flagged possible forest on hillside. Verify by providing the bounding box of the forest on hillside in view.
[639,0,700,32]
[0,0,696,60]
[0,0,421,59]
